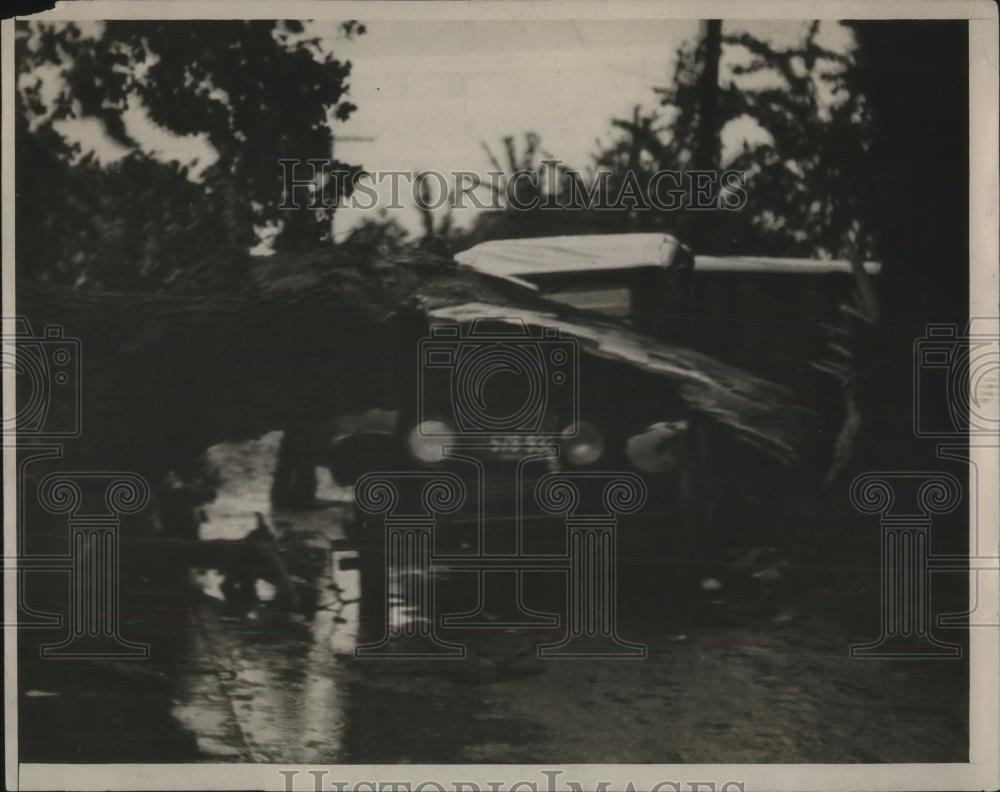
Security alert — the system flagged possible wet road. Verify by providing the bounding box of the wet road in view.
[18,433,969,764]
[170,576,969,763]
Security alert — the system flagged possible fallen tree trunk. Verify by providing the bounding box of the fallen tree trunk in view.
[16,247,815,476]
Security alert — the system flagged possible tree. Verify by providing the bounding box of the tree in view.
[650,22,873,258]
[468,24,875,262]
[692,20,723,174]
[718,22,874,259]
[342,209,411,258]
[842,21,969,467]
[15,20,365,290]
[845,21,968,325]
[470,133,581,241]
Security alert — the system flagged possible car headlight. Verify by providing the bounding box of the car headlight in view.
[406,419,453,464]
[625,420,689,473]
[561,421,605,466]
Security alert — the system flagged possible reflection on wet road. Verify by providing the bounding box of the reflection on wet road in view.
[161,435,968,764]
[18,432,968,764]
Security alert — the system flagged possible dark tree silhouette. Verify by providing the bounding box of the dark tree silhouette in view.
[16,20,365,290]
[844,21,969,465]
[651,21,874,258]
[460,24,877,262]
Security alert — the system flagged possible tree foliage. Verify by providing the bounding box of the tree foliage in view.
[444,23,873,262]
[642,21,873,257]
[716,22,873,258]
[16,20,364,291]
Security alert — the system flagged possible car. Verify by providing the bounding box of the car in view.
[324,233,880,554]
[455,232,881,387]
[323,233,881,639]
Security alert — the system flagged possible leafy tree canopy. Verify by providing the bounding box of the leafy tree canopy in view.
[454,23,874,261]
[16,20,364,291]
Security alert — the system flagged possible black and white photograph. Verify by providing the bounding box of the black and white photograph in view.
[3,2,998,790]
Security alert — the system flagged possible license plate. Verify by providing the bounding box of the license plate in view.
[487,434,557,460]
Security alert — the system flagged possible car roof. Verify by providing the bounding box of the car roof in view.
[455,233,881,281]
[454,234,685,286]
[695,255,882,276]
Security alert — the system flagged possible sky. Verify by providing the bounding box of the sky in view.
[327,19,699,237]
[46,19,854,239]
